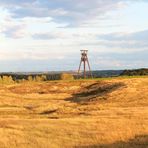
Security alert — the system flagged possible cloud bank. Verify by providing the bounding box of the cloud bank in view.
[0,0,148,71]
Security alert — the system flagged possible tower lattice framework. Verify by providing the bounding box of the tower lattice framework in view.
[78,50,92,78]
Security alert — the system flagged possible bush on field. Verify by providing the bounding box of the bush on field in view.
[34,75,47,82]
[0,76,15,84]
[28,76,33,81]
[60,73,74,80]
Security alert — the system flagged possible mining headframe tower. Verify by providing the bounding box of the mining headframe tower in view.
[78,50,93,78]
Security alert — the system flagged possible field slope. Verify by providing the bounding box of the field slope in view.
[0,77,148,148]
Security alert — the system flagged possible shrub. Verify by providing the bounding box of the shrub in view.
[28,76,33,81]
[0,76,3,83]
[0,76,15,84]
[35,76,42,82]
[41,75,47,81]
[60,73,74,80]
[34,75,47,82]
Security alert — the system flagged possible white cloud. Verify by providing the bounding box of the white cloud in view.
[0,0,130,26]
[0,50,67,60]
[0,0,148,71]
[97,30,148,50]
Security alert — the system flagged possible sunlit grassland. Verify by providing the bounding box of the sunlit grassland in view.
[0,77,148,148]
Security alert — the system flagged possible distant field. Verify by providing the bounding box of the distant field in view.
[0,77,148,148]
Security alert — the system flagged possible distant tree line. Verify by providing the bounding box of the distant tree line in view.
[0,73,74,84]
[120,68,148,76]
[92,70,123,78]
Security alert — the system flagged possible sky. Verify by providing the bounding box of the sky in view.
[0,0,148,72]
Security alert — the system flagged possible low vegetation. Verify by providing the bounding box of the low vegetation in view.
[0,77,148,147]
[60,73,74,80]
[0,75,15,84]
[0,73,74,84]
[121,68,148,76]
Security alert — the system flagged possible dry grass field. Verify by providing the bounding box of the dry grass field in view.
[0,77,148,148]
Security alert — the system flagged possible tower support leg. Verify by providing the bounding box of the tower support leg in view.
[77,50,92,79]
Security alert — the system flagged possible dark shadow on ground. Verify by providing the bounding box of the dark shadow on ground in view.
[74,135,148,148]
[66,81,125,103]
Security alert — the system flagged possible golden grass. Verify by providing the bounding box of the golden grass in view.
[0,77,148,148]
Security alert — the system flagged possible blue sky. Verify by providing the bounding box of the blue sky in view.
[0,0,148,72]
